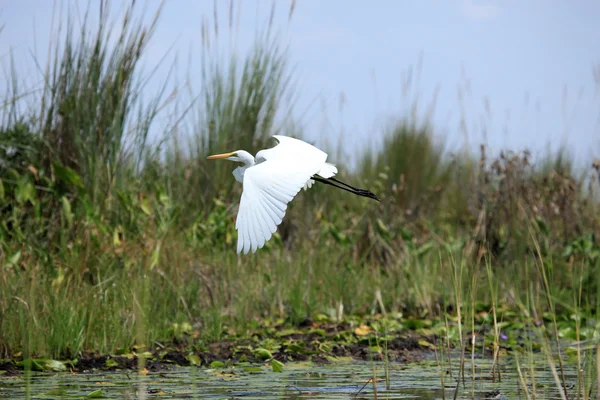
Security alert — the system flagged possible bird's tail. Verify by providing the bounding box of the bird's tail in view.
[318,162,338,178]
[303,162,338,190]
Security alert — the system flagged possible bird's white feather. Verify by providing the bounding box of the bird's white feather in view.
[303,162,338,190]
[235,135,333,254]
[318,162,338,179]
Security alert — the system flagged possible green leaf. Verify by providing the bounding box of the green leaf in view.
[243,367,263,373]
[113,227,122,246]
[44,388,68,396]
[7,251,21,267]
[329,225,349,246]
[318,342,332,353]
[61,196,73,228]
[158,188,170,206]
[87,389,104,398]
[53,162,83,188]
[150,243,161,270]
[369,345,382,353]
[284,342,307,354]
[416,241,434,256]
[16,176,35,205]
[45,359,66,371]
[562,244,573,258]
[140,198,153,216]
[0,178,4,200]
[253,348,272,360]
[17,359,43,371]
[375,218,390,239]
[535,216,550,236]
[105,359,119,368]
[186,354,201,366]
[271,359,284,373]
[18,359,66,372]
[137,351,153,359]
[210,360,225,369]
[400,227,413,241]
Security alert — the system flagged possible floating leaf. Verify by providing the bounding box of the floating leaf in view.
[17,359,43,371]
[187,354,201,366]
[45,360,66,372]
[243,367,263,373]
[44,389,68,396]
[18,359,66,372]
[210,360,225,369]
[253,348,272,360]
[105,359,119,368]
[271,359,284,373]
[87,389,104,398]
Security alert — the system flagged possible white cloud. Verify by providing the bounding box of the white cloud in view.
[461,0,500,20]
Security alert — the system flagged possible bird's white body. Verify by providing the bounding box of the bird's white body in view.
[208,135,338,254]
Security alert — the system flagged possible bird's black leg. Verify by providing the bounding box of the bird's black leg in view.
[328,177,363,191]
[328,177,380,201]
[312,176,380,201]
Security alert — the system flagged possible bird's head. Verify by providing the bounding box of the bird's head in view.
[207,150,254,165]
[207,151,241,162]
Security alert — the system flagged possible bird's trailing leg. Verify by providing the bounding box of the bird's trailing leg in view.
[312,176,380,201]
[329,177,373,193]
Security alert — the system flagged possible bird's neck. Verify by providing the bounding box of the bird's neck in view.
[232,157,255,183]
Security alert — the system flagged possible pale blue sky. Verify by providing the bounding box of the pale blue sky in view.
[2,1,599,165]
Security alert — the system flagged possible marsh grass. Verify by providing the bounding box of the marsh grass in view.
[1,1,600,398]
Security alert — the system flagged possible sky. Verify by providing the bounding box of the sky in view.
[1,0,599,165]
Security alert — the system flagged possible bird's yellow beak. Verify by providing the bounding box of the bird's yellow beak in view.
[207,151,236,160]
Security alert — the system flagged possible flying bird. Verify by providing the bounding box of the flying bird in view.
[207,135,379,254]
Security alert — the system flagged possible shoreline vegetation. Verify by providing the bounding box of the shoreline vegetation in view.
[1,1,599,397]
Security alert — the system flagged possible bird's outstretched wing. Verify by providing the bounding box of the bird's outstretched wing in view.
[235,136,329,254]
[235,160,318,254]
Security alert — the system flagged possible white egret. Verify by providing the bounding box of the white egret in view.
[207,135,379,254]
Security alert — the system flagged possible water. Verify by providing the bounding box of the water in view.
[0,356,581,399]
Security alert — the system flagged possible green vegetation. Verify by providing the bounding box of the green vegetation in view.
[1,1,599,397]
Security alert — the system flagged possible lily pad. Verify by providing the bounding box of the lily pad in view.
[210,360,225,369]
[271,359,284,373]
[253,348,272,360]
[87,389,104,398]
